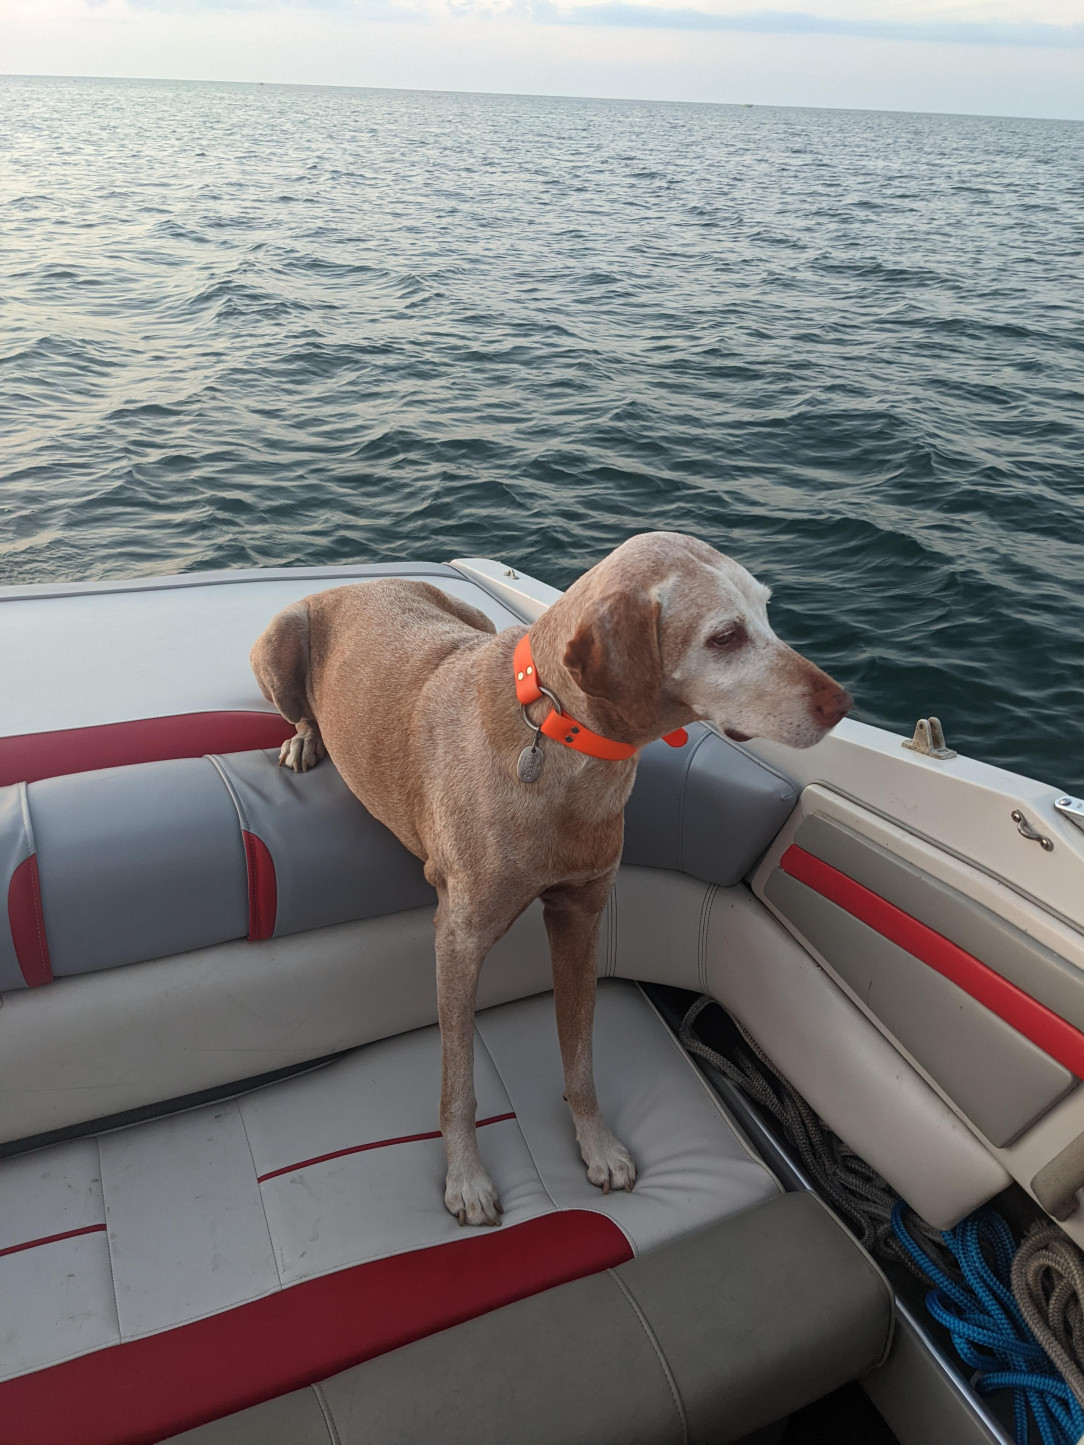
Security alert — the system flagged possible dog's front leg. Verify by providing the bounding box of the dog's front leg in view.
[543,877,636,1194]
[435,890,505,1227]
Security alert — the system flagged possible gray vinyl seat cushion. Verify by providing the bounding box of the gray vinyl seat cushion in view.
[1,728,794,990]
[625,724,797,887]
[165,1192,893,1445]
[0,981,891,1445]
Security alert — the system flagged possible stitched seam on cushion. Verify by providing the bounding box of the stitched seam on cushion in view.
[237,1101,284,1289]
[472,1021,560,1214]
[208,755,269,939]
[632,982,784,1193]
[207,753,269,942]
[676,729,708,876]
[697,884,718,993]
[207,754,255,928]
[97,1137,124,1343]
[17,780,36,857]
[27,856,50,982]
[206,753,252,835]
[243,830,264,939]
[312,1383,342,1445]
[12,778,50,982]
[607,1268,688,1444]
[0,1340,125,1386]
[3,782,39,987]
[106,1282,293,1343]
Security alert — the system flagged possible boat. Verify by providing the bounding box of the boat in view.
[1,555,1082,1445]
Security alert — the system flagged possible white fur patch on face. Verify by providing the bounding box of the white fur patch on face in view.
[666,556,833,750]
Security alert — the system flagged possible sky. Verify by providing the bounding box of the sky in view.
[2,0,1082,118]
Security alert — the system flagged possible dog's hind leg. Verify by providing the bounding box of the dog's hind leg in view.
[543,874,636,1194]
[250,602,326,772]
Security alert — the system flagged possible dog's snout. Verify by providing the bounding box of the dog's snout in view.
[811,678,852,729]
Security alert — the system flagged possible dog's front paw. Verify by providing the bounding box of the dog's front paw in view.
[582,1130,636,1195]
[278,731,324,773]
[445,1168,503,1227]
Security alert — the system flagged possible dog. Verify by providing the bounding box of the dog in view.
[251,532,851,1226]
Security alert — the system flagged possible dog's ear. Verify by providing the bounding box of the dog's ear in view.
[563,591,663,736]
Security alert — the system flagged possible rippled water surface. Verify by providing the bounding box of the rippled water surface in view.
[2,75,1082,790]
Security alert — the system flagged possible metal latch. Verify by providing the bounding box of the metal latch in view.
[902,717,956,760]
[1055,796,1084,834]
[1012,810,1054,851]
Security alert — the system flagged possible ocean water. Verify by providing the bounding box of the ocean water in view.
[2,75,1082,792]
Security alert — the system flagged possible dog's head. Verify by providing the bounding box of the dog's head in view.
[553,531,851,749]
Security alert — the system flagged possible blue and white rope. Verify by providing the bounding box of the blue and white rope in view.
[892,1202,1084,1445]
[678,995,1084,1445]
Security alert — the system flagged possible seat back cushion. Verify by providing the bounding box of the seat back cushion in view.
[0,752,436,987]
[1,729,795,989]
[624,724,796,887]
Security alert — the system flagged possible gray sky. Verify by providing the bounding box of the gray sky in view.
[3,0,1082,117]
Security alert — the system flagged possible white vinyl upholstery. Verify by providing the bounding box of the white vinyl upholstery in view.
[0,565,521,739]
[610,866,1013,1229]
[0,869,1012,1233]
[0,982,778,1387]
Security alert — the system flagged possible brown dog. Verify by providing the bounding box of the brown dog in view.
[251,532,851,1226]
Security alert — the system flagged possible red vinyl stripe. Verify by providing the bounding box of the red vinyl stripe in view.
[0,1209,632,1445]
[7,854,53,987]
[0,712,295,787]
[0,1223,106,1260]
[242,831,278,942]
[780,844,1084,1078]
[257,1111,517,1183]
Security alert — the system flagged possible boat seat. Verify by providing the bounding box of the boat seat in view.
[0,982,891,1445]
[165,1193,890,1445]
[0,724,792,992]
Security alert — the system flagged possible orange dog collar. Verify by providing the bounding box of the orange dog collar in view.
[513,633,688,761]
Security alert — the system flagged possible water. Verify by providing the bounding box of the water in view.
[2,75,1082,792]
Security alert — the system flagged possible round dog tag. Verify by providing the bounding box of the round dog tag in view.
[517,744,545,783]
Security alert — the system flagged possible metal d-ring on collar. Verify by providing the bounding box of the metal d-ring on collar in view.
[521,683,564,744]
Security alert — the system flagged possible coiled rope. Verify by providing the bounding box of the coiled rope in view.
[678,994,951,1278]
[1012,1226,1084,1412]
[678,994,1084,1445]
[893,1205,1084,1445]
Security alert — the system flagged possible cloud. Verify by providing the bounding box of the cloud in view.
[527,2,1084,45]
[112,0,1084,46]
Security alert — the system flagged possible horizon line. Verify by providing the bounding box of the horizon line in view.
[2,71,1080,125]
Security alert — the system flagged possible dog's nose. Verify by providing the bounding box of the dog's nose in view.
[813,682,852,729]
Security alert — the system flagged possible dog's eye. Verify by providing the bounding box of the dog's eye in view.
[707,623,746,651]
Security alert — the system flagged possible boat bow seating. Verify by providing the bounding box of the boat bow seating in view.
[0,719,892,1443]
[0,980,892,1444]
[0,723,791,993]
[0,561,943,1443]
